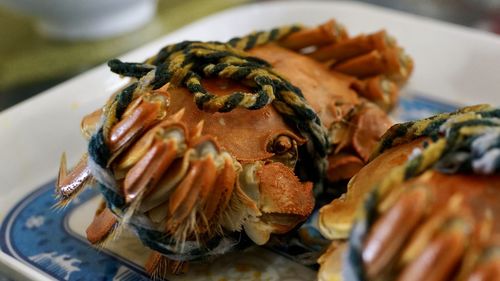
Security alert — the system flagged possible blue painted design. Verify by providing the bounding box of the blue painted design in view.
[0,95,458,280]
[394,93,457,121]
[0,183,151,281]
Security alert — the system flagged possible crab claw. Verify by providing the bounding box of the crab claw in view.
[241,162,315,245]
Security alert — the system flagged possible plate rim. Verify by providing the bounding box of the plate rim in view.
[2,1,500,279]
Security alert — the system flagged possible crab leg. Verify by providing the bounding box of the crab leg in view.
[116,115,187,203]
[363,188,428,279]
[193,141,220,216]
[56,91,170,205]
[115,110,185,170]
[310,30,392,62]
[306,29,413,85]
[333,49,397,78]
[279,19,348,50]
[166,154,218,235]
[165,159,200,228]
[140,153,191,214]
[81,108,102,140]
[86,207,118,244]
[397,218,469,281]
[203,155,236,223]
[56,153,93,202]
[107,93,169,158]
[123,139,178,203]
[397,194,464,266]
[355,76,399,110]
[356,169,499,281]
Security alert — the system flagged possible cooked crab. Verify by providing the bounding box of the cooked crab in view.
[318,105,500,281]
[55,19,412,276]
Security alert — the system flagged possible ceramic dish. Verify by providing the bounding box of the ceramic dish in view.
[1,1,500,280]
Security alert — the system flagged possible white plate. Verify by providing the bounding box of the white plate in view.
[1,1,500,280]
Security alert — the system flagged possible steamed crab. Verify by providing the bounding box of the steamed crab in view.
[318,105,500,281]
[56,19,412,276]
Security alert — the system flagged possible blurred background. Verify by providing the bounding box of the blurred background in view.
[0,0,499,112]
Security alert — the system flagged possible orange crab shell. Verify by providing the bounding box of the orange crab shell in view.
[154,78,307,162]
[249,44,360,126]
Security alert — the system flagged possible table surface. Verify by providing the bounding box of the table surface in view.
[1,0,499,112]
[0,0,247,111]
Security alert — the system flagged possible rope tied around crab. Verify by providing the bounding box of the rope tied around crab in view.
[85,24,331,259]
[95,24,329,165]
[346,105,500,281]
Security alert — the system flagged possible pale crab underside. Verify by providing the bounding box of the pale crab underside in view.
[56,19,413,276]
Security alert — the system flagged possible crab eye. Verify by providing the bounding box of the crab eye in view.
[270,135,294,154]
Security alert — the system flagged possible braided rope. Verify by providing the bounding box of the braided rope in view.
[346,105,500,280]
[96,24,329,165]
[370,104,494,160]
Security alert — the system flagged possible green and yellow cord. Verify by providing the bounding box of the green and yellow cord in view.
[89,23,330,183]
